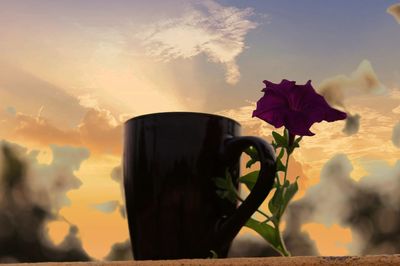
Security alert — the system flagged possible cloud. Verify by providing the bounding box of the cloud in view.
[109,165,126,219]
[289,154,357,227]
[56,225,88,255]
[92,200,120,213]
[296,103,398,182]
[14,113,81,146]
[317,60,385,137]
[5,106,16,116]
[228,234,279,257]
[345,160,400,255]
[283,152,400,255]
[342,113,361,136]
[104,239,132,261]
[0,141,91,262]
[10,107,122,155]
[111,165,123,183]
[387,3,400,24]
[78,94,101,110]
[78,109,122,155]
[0,140,90,213]
[392,105,400,114]
[392,122,400,148]
[138,0,257,85]
[280,154,357,255]
[0,62,86,128]
[318,60,385,109]
[28,144,90,212]
[284,203,320,256]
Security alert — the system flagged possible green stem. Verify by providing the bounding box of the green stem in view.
[274,223,291,257]
[283,149,290,183]
[275,172,281,186]
[274,129,292,257]
[275,151,291,256]
[236,194,272,221]
[261,216,273,224]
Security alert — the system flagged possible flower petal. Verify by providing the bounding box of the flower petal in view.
[254,89,288,115]
[253,108,287,129]
[284,111,315,136]
[325,108,347,122]
[254,79,347,136]
[262,79,296,93]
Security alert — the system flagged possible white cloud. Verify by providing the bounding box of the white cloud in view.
[0,140,90,213]
[27,144,90,213]
[138,0,257,85]
[78,94,101,110]
[318,60,385,108]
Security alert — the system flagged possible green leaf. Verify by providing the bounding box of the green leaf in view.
[279,179,299,217]
[245,146,259,168]
[295,136,303,145]
[276,158,286,172]
[239,171,259,190]
[245,218,283,253]
[225,170,237,192]
[216,189,236,204]
[268,186,283,217]
[213,172,238,204]
[271,141,278,151]
[283,128,288,140]
[246,158,258,168]
[244,146,258,160]
[288,136,303,154]
[214,177,228,190]
[273,178,280,189]
[283,179,290,188]
[208,250,218,259]
[277,148,285,160]
[272,131,287,148]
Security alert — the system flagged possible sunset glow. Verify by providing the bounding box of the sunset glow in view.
[1,0,400,260]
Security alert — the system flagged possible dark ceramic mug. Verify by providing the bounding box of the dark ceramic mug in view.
[123,112,276,260]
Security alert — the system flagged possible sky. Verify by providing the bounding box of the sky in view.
[0,0,400,260]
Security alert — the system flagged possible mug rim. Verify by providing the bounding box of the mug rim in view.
[124,112,241,126]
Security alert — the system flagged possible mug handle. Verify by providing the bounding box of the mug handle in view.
[211,136,277,254]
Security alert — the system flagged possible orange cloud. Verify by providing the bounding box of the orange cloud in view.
[11,108,122,156]
[78,109,122,155]
[0,62,86,128]
[14,113,81,146]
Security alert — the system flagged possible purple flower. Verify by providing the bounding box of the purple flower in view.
[253,79,347,136]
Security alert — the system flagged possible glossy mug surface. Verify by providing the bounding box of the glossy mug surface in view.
[123,112,276,260]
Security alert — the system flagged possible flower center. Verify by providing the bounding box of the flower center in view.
[290,101,302,112]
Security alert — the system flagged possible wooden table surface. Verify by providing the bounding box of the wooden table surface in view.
[4,255,400,266]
